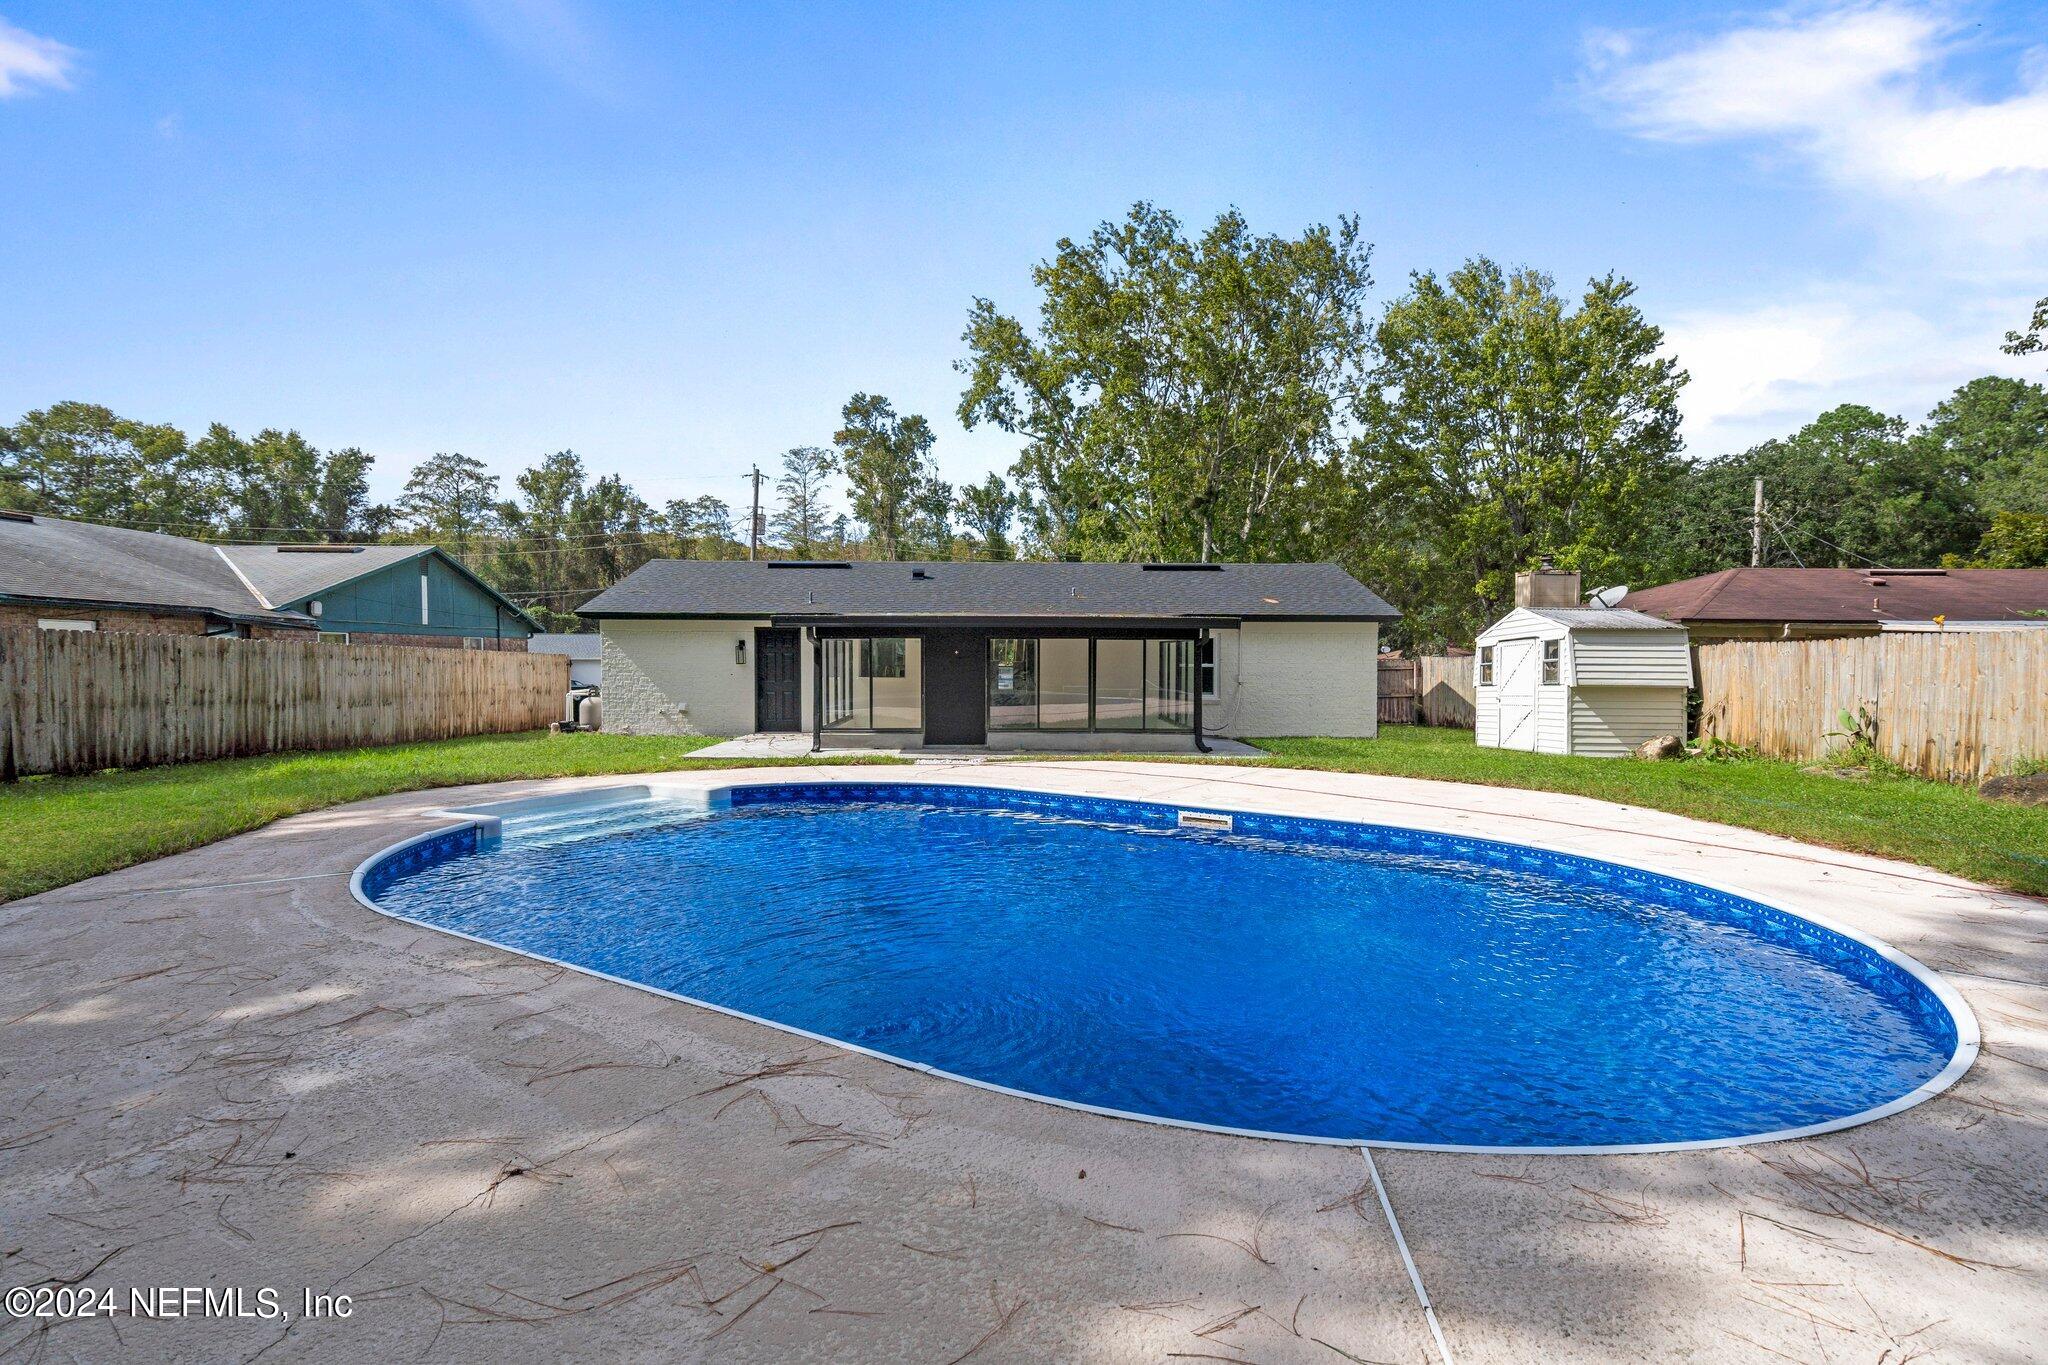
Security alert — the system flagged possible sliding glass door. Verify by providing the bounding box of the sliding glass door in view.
[985,636,1197,733]
[822,636,922,732]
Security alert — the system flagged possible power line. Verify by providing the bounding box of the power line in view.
[1761,509,1806,567]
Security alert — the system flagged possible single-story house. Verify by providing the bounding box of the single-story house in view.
[577,560,1399,749]
[528,633,602,688]
[0,510,538,647]
[1619,567,2048,643]
[1474,607,1692,756]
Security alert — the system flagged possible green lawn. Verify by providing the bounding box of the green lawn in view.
[3,726,2043,904]
[1246,729,2048,897]
[0,732,903,903]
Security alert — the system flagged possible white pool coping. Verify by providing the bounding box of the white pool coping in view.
[347,771,1982,1158]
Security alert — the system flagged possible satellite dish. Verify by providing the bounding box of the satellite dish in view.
[1588,584,1628,608]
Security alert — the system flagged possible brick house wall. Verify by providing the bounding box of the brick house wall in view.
[0,604,213,635]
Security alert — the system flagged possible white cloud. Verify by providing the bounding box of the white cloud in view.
[1662,286,2038,452]
[1586,4,2048,453]
[1588,3,2048,230]
[0,17,74,98]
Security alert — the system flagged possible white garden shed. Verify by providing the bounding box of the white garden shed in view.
[1474,607,1692,757]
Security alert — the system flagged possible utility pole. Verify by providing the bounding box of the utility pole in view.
[1750,476,1765,568]
[747,464,763,561]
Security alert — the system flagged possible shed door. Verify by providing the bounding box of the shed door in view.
[1495,638,1540,751]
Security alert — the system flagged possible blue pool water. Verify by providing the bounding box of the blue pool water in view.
[366,785,1960,1147]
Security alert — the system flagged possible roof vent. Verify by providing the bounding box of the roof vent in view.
[0,509,33,523]
[276,544,364,554]
[1140,562,1224,572]
[767,561,849,568]
[1876,567,1947,576]
[911,567,931,579]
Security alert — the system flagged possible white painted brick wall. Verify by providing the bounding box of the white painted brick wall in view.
[600,619,771,736]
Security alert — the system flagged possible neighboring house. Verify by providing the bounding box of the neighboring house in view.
[529,633,602,688]
[1473,607,1692,757]
[1619,567,2048,643]
[0,510,538,648]
[577,560,1399,748]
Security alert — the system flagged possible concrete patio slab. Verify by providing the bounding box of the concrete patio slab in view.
[2,761,2042,1362]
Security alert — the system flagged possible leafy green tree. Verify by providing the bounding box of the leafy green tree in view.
[663,495,740,559]
[834,393,941,559]
[399,451,500,554]
[1662,387,2038,577]
[1350,260,1687,647]
[570,473,657,587]
[2003,295,2047,361]
[496,450,587,609]
[956,472,1019,559]
[1963,510,2048,567]
[0,402,214,528]
[196,425,331,541]
[769,446,839,557]
[1920,376,2048,517]
[316,447,377,541]
[959,203,1375,562]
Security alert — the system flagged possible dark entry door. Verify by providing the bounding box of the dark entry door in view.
[754,628,801,732]
[921,630,987,745]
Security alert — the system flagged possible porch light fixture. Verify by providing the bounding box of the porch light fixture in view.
[735,637,747,666]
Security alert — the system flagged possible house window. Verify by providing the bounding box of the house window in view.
[318,631,350,644]
[463,636,488,650]
[1541,639,1561,685]
[1478,646,1494,686]
[37,618,97,632]
[1199,636,1218,698]
[862,637,906,678]
[823,637,920,731]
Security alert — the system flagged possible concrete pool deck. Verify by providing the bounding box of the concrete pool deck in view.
[2,762,2043,1362]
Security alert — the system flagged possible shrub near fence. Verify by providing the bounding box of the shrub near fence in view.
[1696,632,2048,782]
[0,628,570,778]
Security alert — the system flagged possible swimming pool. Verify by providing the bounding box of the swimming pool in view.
[355,780,1974,1151]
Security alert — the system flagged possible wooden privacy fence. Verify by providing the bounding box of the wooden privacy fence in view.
[1376,654,1477,728]
[1696,632,2048,782]
[1,628,570,778]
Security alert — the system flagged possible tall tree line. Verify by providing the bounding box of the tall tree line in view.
[7,205,2043,645]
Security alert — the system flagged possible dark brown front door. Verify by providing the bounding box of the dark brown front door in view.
[921,629,987,745]
[754,628,801,732]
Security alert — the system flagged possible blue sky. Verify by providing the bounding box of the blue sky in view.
[2,2,2043,512]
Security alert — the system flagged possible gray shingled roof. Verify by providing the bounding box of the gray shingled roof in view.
[527,632,603,660]
[578,560,1398,622]
[0,513,310,626]
[1522,607,1684,630]
[215,543,430,608]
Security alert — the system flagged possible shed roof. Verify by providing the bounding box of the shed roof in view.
[578,560,1400,623]
[1521,607,1684,630]
[1620,567,2048,624]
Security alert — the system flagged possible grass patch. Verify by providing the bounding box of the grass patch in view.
[6,726,2042,904]
[1242,729,2048,897]
[0,731,904,903]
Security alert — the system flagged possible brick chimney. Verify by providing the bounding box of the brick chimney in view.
[1514,555,1581,609]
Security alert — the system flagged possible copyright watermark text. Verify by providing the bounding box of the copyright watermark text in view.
[6,1285,352,1322]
